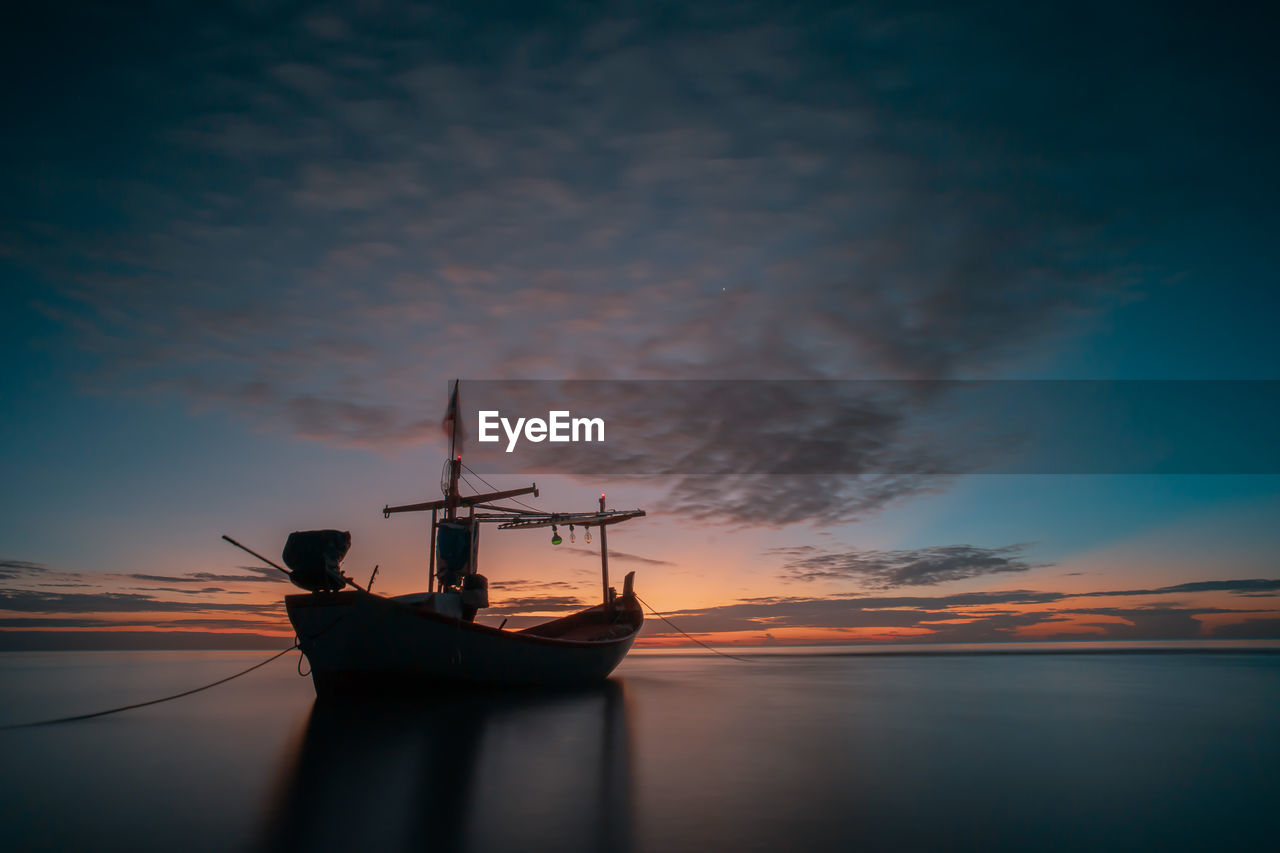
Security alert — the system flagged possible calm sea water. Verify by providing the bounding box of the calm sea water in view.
[1,647,1277,852]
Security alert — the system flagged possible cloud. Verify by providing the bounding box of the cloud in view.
[0,560,47,580]
[2,560,285,592]
[0,631,292,651]
[0,590,282,614]
[636,577,1280,641]
[637,596,1071,640]
[3,1,1174,526]
[7,4,1276,528]
[559,547,675,566]
[0,616,280,630]
[1212,618,1280,639]
[1060,606,1259,641]
[458,379,964,525]
[132,586,248,596]
[484,596,590,616]
[126,567,285,584]
[488,578,580,591]
[1106,579,1280,597]
[772,543,1043,588]
[0,559,294,635]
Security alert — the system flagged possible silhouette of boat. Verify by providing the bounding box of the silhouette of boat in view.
[280,382,646,693]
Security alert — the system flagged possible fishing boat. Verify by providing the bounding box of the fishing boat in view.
[271,384,646,694]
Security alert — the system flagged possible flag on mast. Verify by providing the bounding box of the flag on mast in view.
[441,379,465,457]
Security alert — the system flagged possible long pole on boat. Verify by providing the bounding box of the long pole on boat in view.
[599,493,610,606]
[447,378,460,461]
[445,379,462,523]
[221,534,367,593]
[428,507,437,593]
[220,535,291,579]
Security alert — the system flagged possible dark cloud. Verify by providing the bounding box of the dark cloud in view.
[488,578,580,591]
[0,616,279,630]
[0,631,292,651]
[0,590,282,614]
[133,586,248,596]
[1212,618,1280,640]
[772,543,1043,588]
[0,617,125,628]
[462,380,959,525]
[1059,606,1267,641]
[0,560,47,579]
[1107,579,1280,597]
[638,578,1280,641]
[2,560,283,592]
[5,4,1278,527]
[638,593,1051,636]
[559,547,675,566]
[6,1,1215,524]
[484,595,590,616]
[126,567,284,584]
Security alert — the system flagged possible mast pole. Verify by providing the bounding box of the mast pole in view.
[446,379,462,523]
[428,507,437,593]
[448,378,459,460]
[599,493,610,606]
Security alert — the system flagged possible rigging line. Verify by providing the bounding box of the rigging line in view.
[0,644,298,731]
[461,463,543,513]
[461,463,497,491]
[460,471,486,496]
[635,595,756,663]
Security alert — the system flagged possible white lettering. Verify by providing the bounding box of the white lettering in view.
[478,411,500,443]
[549,410,570,442]
[502,417,526,453]
[479,411,607,452]
[573,416,604,442]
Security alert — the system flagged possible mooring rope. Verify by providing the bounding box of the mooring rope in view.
[636,595,756,663]
[0,644,299,731]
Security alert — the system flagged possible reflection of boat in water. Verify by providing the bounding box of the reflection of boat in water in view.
[275,382,647,692]
[258,682,632,853]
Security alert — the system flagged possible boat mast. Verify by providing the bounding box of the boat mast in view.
[445,379,462,524]
[428,507,437,593]
[599,493,610,606]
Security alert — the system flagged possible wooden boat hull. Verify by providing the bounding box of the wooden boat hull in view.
[286,590,642,693]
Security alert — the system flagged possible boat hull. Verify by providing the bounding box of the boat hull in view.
[286,590,642,693]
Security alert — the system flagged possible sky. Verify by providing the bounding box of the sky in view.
[1,0,1278,648]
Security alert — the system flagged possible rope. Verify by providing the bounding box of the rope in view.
[0,644,298,730]
[296,635,312,677]
[636,595,756,663]
[462,463,498,491]
[463,463,543,513]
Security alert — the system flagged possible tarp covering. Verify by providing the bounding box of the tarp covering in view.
[282,530,351,592]
[436,521,478,590]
